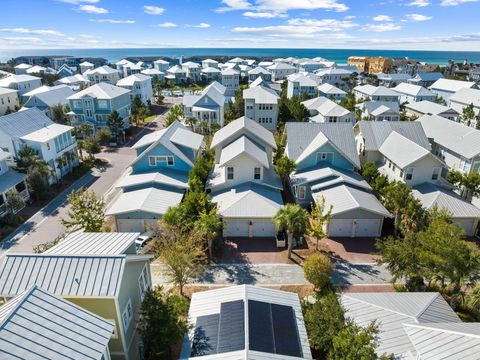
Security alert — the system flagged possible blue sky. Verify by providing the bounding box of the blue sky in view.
[0,0,479,50]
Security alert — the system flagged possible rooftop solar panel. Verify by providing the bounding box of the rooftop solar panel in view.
[271,303,302,357]
[191,314,219,357]
[218,300,245,353]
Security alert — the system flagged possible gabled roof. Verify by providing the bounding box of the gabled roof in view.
[318,184,391,217]
[354,84,399,97]
[429,78,477,92]
[219,136,269,168]
[288,73,317,87]
[196,81,227,106]
[379,131,436,168]
[267,62,296,70]
[393,83,435,97]
[286,122,360,169]
[411,72,443,81]
[167,65,186,74]
[86,65,120,75]
[212,183,283,218]
[0,254,130,297]
[412,183,480,219]
[404,100,458,116]
[243,85,279,104]
[359,100,399,116]
[342,292,460,358]
[79,61,94,66]
[315,68,352,76]
[0,74,41,86]
[417,114,480,159]
[116,73,152,86]
[303,96,350,118]
[20,123,73,143]
[357,120,431,152]
[449,87,480,107]
[317,83,346,95]
[45,232,140,255]
[248,66,270,75]
[0,107,54,139]
[182,61,201,68]
[141,68,164,76]
[106,187,184,216]
[201,66,221,74]
[0,87,17,96]
[0,285,114,360]
[404,322,480,360]
[57,74,89,85]
[221,68,240,76]
[154,59,169,64]
[131,121,203,168]
[210,116,276,151]
[202,58,218,64]
[24,84,74,107]
[68,82,130,100]
[115,168,189,190]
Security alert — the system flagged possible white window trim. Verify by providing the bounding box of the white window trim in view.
[122,299,133,330]
[148,155,174,167]
[138,264,150,301]
[254,167,261,180]
[405,167,414,180]
[227,166,234,180]
[432,167,441,180]
[297,186,306,200]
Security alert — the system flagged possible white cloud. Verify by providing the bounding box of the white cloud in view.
[441,0,478,5]
[407,0,430,6]
[157,22,177,27]
[186,23,211,28]
[78,4,108,13]
[373,15,393,21]
[362,23,401,32]
[405,13,432,21]
[0,28,64,36]
[89,19,135,24]
[216,0,348,13]
[243,11,287,18]
[57,0,99,3]
[144,5,165,15]
[344,15,356,19]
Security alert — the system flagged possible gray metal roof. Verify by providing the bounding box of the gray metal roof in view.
[219,136,269,168]
[342,292,460,358]
[68,82,130,100]
[357,120,431,152]
[115,168,189,190]
[0,170,25,194]
[243,86,279,104]
[302,97,350,117]
[45,232,140,255]
[285,122,360,169]
[404,323,480,360]
[393,83,435,97]
[0,254,126,297]
[412,183,480,219]
[429,78,477,92]
[404,100,458,116]
[0,107,54,139]
[417,114,480,159]
[106,187,184,216]
[0,285,114,360]
[210,116,276,151]
[24,85,74,108]
[379,131,433,168]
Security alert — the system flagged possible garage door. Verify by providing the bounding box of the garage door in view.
[354,219,382,237]
[253,220,276,237]
[328,219,353,237]
[455,219,476,237]
[117,219,145,232]
[224,219,249,238]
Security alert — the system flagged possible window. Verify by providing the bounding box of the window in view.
[148,156,156,166]
[122,299,133,329]
[148,156,174,166]
[138,265,150,301]
[15,181,26,193]
[227,167,234,180]
[432,167,440,180]
[317,152,333,164]
[297,186,306,200]
[98,100,108,109]
[405,167,414,181]
[254,167,261,180]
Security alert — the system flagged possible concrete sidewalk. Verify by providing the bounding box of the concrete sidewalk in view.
[151,262,393,287]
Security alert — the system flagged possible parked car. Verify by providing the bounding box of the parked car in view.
[135,232,152,250]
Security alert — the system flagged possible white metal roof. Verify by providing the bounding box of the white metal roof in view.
[219,136,269,168]
[115,169,189,190]
[210,116,276,151]
[212,183,283,218]
[417,114,480,159]
[141,68,164,76]
[0,87,18,96]
[45,232,140,255]
[0,285,114,360]
[0,254,128,297]
[393,83,435,97]
[342,292,460,358]
[243,85,279,104]
[379,131,434,168]
[106,187,184,216]
[354,84,399,97]
[180,285,312,360]
[429,78,477,93]
[317,83,346,95]
[288,74,317,87]
[412,183,480,219]
[449,87,480,107]
[248,66,270,75]
[0,74,41,86]
[86,65,120,75]
[170,127,204,150]
[267,62,296,70]
[68,82,130,100]
[201,67,221,74]
[302,96,350,118]
[404,100,458,116]
[0,108,54,139]
[20,123,73,143]
[116,73,152,86]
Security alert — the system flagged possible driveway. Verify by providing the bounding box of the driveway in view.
[221,237,291,264]
[321,237,380,263]
[0,114,166,261]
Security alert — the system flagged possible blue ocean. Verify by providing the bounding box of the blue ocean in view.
[1,48,480,65]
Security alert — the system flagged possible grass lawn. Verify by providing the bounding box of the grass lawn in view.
[144,115,157,123]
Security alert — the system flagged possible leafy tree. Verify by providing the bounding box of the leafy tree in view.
[4,189,25,215]
[77,139,85,160]
[15,146,44,174]
[288,97,310,122]
[340,91,356,112]
[185,116,197,130]
[447,169,480,200]
[26,166,51,200]
[83,135,101,160]
[136,104,150,127]
[274,204,308,259]
[329,320,386,360]
[275,155,296,177]
[51,104,68,125]
[303,253,333,290]
[277,96,292,124]
[361,162,379,184]
[382,182,420,237]
[131,95,144,117]
[138,286,189,360]
[303,291,345,357]
[195,207,222,261]
[152,222,205,295]
[308,195,333,250]
[61,188,105,232]
[96,128,111,145]
[106,110,124,138]
[165,104,184,126]
[462,103,476,127]
[232,87,245,118]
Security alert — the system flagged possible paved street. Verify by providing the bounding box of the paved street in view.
[0,112,167,261]
[150,262,393,287]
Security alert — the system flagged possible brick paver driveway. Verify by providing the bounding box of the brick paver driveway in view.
[221,237,291,264]
[321,237,380,263]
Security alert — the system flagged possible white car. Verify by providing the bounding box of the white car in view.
[135,232,152,250]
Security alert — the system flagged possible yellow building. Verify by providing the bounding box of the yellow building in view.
[348,56,393,74]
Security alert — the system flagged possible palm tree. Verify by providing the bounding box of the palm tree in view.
[15,146,44,173]
[274,204,308,259]
[185,116,197,130]
[56,154,67,176]
[77,140,85,160]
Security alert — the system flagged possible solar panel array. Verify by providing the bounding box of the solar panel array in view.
[191,300,245,357]
[248,299,302,358]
